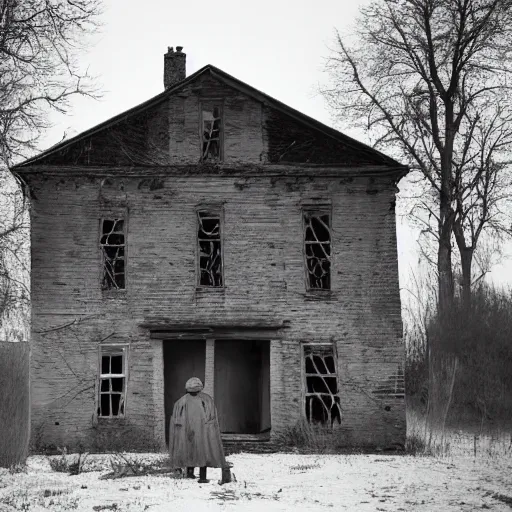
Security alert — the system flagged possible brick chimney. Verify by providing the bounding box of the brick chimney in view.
[164,46,186,89]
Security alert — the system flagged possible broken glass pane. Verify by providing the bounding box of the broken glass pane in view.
[305,215,330,242]
[304,212,331,290]
[101,356,110,374]
[110,355,123,374]
[100,219,125,290]
[100,394,110,417]
[306,376,338,394]
[325,355,336,373]
[197,211,223,287]
[111,394,121,416]
[312,355,328,374]
[202,106,221,161]
[111,378,124,392]
[305,395,342,425]
[100,379,109,392]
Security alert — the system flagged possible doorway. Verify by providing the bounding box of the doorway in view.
[214,339,270,434]
[163,340,205,445]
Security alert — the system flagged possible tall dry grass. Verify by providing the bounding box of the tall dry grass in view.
[275,419,343,453]
[0,341,30,467]
[405,281,512,455]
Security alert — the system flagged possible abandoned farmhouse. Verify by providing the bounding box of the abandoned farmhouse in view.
[12,47,408,452]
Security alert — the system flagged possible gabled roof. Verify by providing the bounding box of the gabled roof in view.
[12,64,406,170]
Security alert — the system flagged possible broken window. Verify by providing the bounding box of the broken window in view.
[201,105,222,161]
[303,210,331,290]
[197,210,223,287]
[98,345,127,418]
[303,344,341,426]
[100,219,125,290]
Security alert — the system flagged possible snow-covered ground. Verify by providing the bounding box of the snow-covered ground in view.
[0,451,511,511]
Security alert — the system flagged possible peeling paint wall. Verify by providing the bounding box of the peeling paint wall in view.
[28,172,405,452]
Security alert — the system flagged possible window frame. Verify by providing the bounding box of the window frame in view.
[302,205,333,292]
[200,100,224,163]
[99,217,127,292]
[301,342,342,427]
[195,204,225,289]
[97,344,129,419]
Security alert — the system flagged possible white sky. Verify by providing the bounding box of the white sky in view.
[39,0,512,292]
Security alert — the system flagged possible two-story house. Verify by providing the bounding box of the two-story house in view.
[12,47,408,452]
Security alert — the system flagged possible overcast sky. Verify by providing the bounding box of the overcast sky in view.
[42,0,373,145]
[40,0,512,291]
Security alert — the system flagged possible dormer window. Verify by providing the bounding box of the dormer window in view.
[201,103,222,161]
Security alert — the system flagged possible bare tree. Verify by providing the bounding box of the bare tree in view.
[452,102,512,305]
[0,168,29,341]
[323,0,512,311]
[0,0,102,337]
[0,0,102,165]
[402,101,512,306]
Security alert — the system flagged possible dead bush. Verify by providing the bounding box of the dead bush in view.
[405,434,429,456]
[275,419,338,453]
[406,282,512,455]
[99,453,177,480]
[48,447,89,475]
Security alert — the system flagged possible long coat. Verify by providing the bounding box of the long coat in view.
[168,391,227,468]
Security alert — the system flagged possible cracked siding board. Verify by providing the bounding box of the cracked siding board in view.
[28,173,404,451]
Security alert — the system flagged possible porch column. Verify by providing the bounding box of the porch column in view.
[151,339,166,451]
[204,338,215,397]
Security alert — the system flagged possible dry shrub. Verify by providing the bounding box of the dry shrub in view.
[427,284,512,427]
[0,341,30,467]
[275,419,339,453]
[406,282,512,454]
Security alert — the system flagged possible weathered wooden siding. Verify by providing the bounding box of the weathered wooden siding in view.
[168,75,264,164]
[264,107,383,165]
[32,72,390,169]
[28,172,405,451]
[37,74,265,168]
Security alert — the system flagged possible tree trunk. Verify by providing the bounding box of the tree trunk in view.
[438,211,455,314]
[426,104,457,450]
[459,247,473,310]
[438,102,456,314]
[453,217,473,310]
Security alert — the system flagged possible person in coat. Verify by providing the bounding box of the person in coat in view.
[169,377,231,484]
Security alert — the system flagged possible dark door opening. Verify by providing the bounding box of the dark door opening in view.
[214,339,270,434]
[163,340,205,445]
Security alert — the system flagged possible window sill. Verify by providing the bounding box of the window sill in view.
[195,286,225,293]
[96,416,127,424]
[101,288,128,300]
[303,290,336,301]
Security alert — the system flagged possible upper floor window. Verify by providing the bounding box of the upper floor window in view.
[100,219,125,290]
[201,104,222,162]
[303,209,331,290]
[197,209,223,287]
